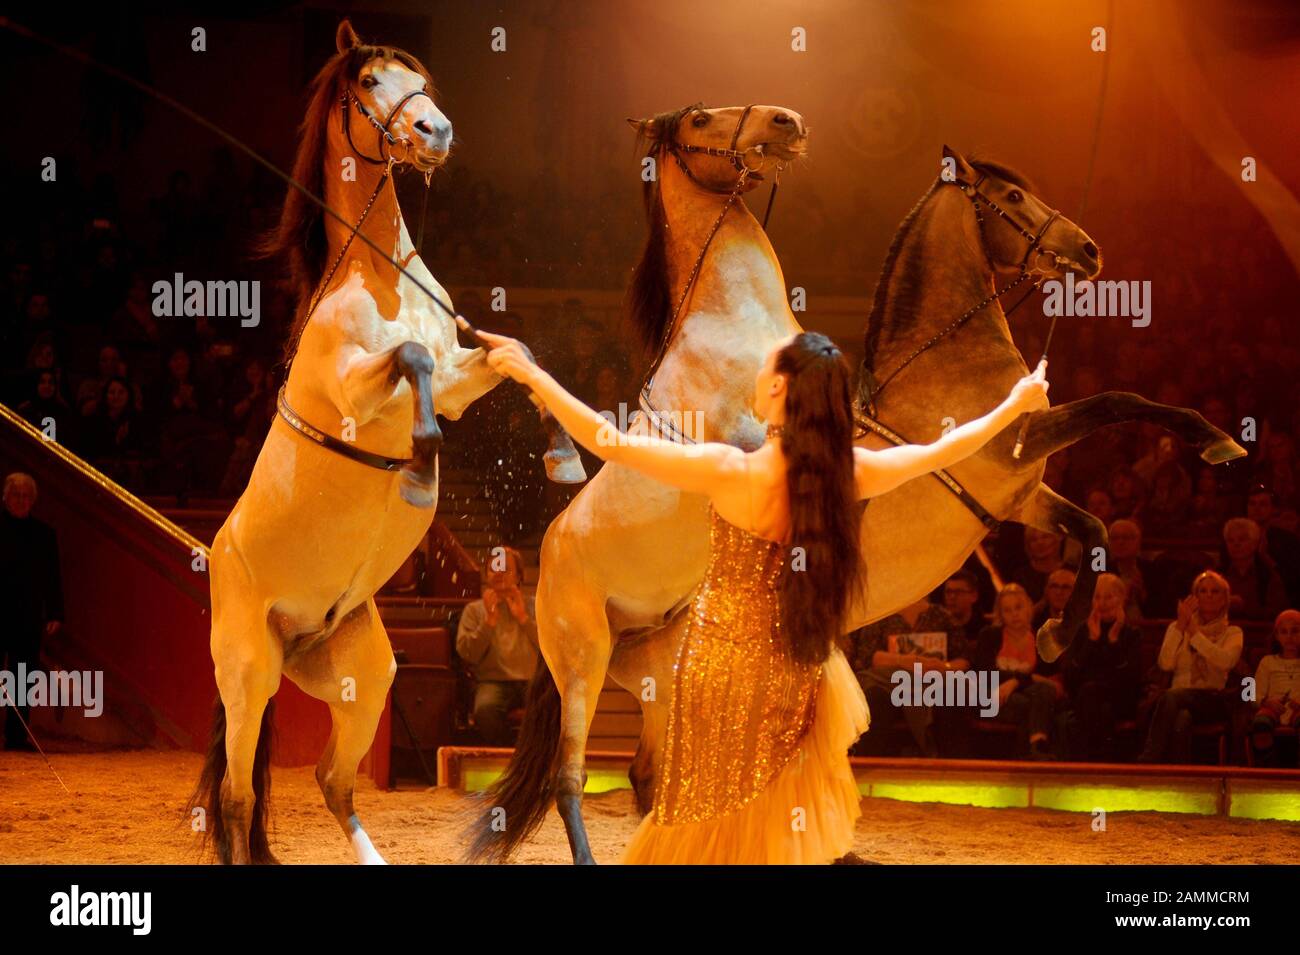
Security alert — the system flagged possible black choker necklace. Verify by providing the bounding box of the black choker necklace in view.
[765,422,785,440]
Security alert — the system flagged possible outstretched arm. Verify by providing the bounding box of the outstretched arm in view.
[477,330,745,495]
[855,360,1049,499]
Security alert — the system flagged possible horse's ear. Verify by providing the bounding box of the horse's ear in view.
[626,116,658,138]
[337,19,361,53]
[941,145,976,186]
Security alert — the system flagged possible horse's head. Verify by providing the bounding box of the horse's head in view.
[628,104,809,193]
[942,145,1102,283]
[335,19,452,173]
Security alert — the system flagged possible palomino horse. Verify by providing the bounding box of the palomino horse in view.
[469,137,1245,865]
[468,103,809,864]
[197,21,581,865]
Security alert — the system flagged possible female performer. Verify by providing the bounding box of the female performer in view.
[480,328,1049,863]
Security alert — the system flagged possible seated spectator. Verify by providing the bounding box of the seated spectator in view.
[1010,527,1065,602]
[1109,467,1147,522]
[846,597,970,758]
[1189,465,1232,537]
[974,583,1063,759]
[1254,432,1297,510]
[1246,609,1300,767]
[1106,518,1162,621]
[76,343,129,417]
[1247,486,1300,608]
[1085,486,1115,527]
[1059,574,1143,761]
[153,346,230,497]
[16,368,76,447]
[82,376,149,486]
[454,548,539,746]
[1032,567,1076,631]
[1143,456,1193,538]
[941,569,986,647]
[1138,571,1244,762]
[1218,517,1288,621]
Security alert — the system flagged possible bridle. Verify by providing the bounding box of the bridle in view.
[859,172,1064,417]
[639,105,791,443]
[341,83,433,166]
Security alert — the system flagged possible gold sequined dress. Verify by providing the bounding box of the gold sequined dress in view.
[622,503,871,864]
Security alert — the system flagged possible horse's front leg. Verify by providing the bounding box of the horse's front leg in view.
[393,342,441,509]
[439,342,586,485]
[514,341,586,484]
[1017,391,1247,465]
[332,341,442,508]
[1009,482,1108,663]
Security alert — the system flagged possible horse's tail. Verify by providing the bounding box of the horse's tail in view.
[463,657,562,863]
[191,696,278,864]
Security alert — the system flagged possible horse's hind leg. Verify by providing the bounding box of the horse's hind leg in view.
[209,563,282,864]
[283,598,396,864]
[609,618,681,817]
[394,341,443,509]
[538,578,613,864]
[1018,391,1246,464]
[1009,483,1108,663]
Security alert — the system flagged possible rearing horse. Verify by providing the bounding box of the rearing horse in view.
[468,138,1244,865]
[196,20,581,865]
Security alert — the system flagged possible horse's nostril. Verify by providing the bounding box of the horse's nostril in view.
[1083,242,1098,260]
[415,120,432,135]
[772,112,792,126]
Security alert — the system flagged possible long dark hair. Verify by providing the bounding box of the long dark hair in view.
[775,332,864,664]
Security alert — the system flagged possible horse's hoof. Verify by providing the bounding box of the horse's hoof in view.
[544,449,587,485]
[832,852,879,865]
[1036,618,1070,663]
[1201,437,1247,465]
[399,471,438,509]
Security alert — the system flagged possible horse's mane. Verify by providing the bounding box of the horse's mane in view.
[861,156,1035,372]
[624,103,703,359]
[259,41,433,358]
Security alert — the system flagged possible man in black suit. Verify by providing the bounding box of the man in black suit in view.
[0,472,64,751]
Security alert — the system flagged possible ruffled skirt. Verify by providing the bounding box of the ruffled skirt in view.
[621,647,870,864]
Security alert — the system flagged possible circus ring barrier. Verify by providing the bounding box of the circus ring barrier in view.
[438,749,1300,824]
[0,403,391,778]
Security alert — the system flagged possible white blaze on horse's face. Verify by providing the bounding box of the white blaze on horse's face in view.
[677,104,809,191]
[356,58,453,170]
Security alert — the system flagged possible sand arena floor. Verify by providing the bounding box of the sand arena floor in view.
[1,750,1296,864]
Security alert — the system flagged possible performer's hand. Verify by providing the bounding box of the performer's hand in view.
[1006,359,1049,414]
[1108,606,1126,644]
[45,620,61,636]
[998,679,1016,705]
[478,329,539,387]
[1086,606,1102,641]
